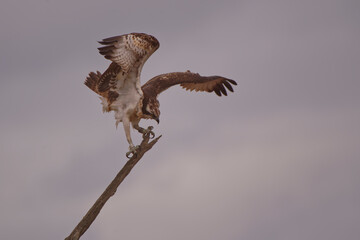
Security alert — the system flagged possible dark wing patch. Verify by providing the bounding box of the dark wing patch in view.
[107,90,119,103]
[97,62,122,93]
[84,67,119,105]
[180,76,236,96]
[142,71,237,98]
[84,71,102,93]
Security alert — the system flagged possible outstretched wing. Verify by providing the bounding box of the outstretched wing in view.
[141,71,237,97]
[96,33,160,93]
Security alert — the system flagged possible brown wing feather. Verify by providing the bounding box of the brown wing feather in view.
[84,67,120,104]
[97,33,159,73]
[84,71,102,93]
[94,33,160,95]
[141,71,237,97]
[97,62,122,93]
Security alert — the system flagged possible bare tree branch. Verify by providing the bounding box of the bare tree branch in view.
[65,134,162,240]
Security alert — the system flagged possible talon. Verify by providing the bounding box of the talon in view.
[142,126,155,139]
[149,131,155,139]
[126,151,133,158]
[126,145,140,158]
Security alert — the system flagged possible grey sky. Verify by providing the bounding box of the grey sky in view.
[1,0,359,239]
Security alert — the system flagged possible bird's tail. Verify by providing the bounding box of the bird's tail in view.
[84,71,102,94]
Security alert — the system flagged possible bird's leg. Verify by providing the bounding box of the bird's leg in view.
[123,117,139,158]
[132,121,155,139]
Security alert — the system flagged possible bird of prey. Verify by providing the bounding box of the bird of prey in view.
[85,33,237,157]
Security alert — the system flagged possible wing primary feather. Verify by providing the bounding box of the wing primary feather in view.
[98,40,113,45]
[214,88,222,96]
[227,79,237,85]
[223,80,234,92]
[218,82,228,96]
[98,36,122,45]
[98,46,114,54]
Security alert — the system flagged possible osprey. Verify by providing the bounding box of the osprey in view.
[85,33,237,157]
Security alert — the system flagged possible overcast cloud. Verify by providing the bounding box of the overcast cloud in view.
[0,0,359,239]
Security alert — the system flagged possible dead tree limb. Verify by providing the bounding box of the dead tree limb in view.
[65,134,162,240]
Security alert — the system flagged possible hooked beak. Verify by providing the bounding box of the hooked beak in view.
[155,117,160,124]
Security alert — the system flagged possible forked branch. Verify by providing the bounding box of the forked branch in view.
[65,134,162,240]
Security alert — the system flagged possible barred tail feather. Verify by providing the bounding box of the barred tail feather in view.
[84,71,102,93]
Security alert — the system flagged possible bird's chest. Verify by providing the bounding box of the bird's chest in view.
[109,68,144,117]
[111,89,142,111]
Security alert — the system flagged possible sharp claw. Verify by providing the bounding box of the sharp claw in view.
[149,131,155,139]
[142,126,155,139]
[126,145,140,158]
[126,151,132,158]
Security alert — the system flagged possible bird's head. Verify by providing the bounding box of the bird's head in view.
[143,98,160,124]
